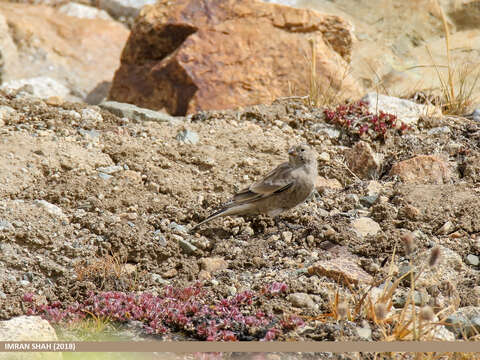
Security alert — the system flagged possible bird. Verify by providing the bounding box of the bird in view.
[191,143,318,231]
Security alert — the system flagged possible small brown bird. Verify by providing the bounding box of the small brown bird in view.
[191,144,318,230]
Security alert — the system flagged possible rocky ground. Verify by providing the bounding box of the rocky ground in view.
[0,85,479,345]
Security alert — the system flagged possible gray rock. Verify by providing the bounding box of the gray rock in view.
[98,173,113,180]
[151,273,169,285]
[178,238,198,255]
[361,92,437,125]
[153,230,167,246]
[78,128,100,139]
[98,0,156,18]
[351,217,381,237]
[96,165,123,174]
[34,200,66,219]
[471,108,480,122]
[310,123,340,139]
[1,77,70,99]
[356,325,372,340]
[360,195,378,208]
[445,307,480,337]
[0,291,5,300]
[287,293,316,309]
[100,101,179,123]
[81,108,103,123]
[176,129,199,145]
[0,105,18,126]
[58,2,112,20]
[0,220,14,232]
[466,254,479,267]
[427,126,451,136]
[168,222,188,234]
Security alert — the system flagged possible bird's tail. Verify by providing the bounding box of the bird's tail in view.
[190,203,250,232]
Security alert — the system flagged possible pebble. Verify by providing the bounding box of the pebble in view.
[100,101,178,123]
[242,226,254,236]
[281,231,293,243]
[153,230,167,246]
[427,126,451,136]
[466,254,479,267]
[437,220,455,235]
[200,257,228,273]
[176,129,199,145]
[98,173,113,180]
[351,217,381,237]
[178,238,198,255]
[0,220,14,232]
[168,222,188,234]
[0,291,6,299]
[472,108,480,122]
[287,293,316,309]
[96,165,123,174]
[151,273,169,285]
[81,108,103,123]
[356,325,372,340]
[34,200,66,219]
[359,195,378,208]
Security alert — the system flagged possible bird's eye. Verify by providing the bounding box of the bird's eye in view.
[301,148,305,152]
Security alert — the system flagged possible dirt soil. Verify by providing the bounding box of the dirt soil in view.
[0,90,479,341]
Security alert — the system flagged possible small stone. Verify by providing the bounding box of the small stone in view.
[151,273,169,285]
[445,307,480,337]
[198,270,211,281]
[0,220,14,232]
[147,182,160,192]
[281,231,293,243]
[34,200,66,219]
[176,129,199,145]
[472,108,480,122]
[98,0,157,18]
[345,141,383,180]
[96,165,123,174]
[361,92,439,125]
[351,217,381,237]
[242,226,254,236]
[1,77,70,99]
[200,257,228,273]
[153,230,167,246]
[356,326,372,340]
[389,155,451,184]
[168,222,188,234]
[98,173,113,180]
[308,255,373,285]
[0,292,6,300]
[366,180,382,196]
[162,268,177,278]
[437,220,455,235]
[318,152,330,162]
[100,101,179,123]
[178,238,198,255]
[427,126,451,136]
[58,2,112,20]
[400,204,421,220]
[19,280,30,287]
[0,105,18,126]
[287,293,315,309]
[81,108,103,123]
[359,195,378,208]
[227,286,237,296]
[315,176,343,191]
[466,254,479,267]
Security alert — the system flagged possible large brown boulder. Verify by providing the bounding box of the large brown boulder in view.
[0,3,129,99]
[109,0,362,115]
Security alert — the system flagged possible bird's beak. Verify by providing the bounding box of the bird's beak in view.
[288,147,297,156]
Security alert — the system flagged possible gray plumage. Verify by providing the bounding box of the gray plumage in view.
[191,144,318,230]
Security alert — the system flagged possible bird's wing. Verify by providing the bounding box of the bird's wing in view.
[232,162,295,204]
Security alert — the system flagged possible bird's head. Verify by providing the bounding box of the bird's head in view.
[288,144,317,168]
